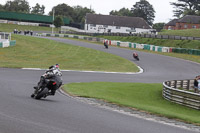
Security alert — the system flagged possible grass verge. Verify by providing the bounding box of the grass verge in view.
[0,34,139,72]
[159,29,200,38]
[64,82,200,125]
[132,48,200,64]
[0,23,59,32]
[62,36,200,64]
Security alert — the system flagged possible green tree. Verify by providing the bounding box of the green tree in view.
[110,8,132,17]
[53,16,64,28]
[131,0,155,26]
[0,4,4,11]
[73,5,95,24]
[152,23,165,32]
[49,3,75,22]
[31,3,45,15]
[171,0,200,18]
[4,0,30,13]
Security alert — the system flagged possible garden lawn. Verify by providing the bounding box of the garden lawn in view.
[0,34,139,72]
[64,82,200,125]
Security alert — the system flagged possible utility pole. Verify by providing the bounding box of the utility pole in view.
[52,8,55,34]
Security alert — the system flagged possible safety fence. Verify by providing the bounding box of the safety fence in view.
[163,79,200,110]
[39,33,104,43]
[60,31,200,41]
[38,33,200,55]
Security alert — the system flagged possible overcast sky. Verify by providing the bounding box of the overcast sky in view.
[1,0,178,23]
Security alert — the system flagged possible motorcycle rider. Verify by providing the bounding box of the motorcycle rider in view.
[133,52,138,58]
[104,40,108,49]
[33,64,62,96]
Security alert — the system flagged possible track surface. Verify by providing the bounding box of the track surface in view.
[0,37,199,133]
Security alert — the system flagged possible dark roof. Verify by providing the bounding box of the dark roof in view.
[165,19,178,26]
[85,13,151,29]
[178,15,200,24]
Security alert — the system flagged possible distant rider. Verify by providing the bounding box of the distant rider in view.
[133,52,138,58]
[33,64,62,96]
[104,40,108,49]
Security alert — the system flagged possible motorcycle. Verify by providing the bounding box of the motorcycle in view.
[134,55,139,61]
[104,42,108,49]
[31,76,62,99]
[133,53,139,61]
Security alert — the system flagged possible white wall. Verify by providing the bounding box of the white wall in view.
[85,24,153,34]
[61,26,85,33]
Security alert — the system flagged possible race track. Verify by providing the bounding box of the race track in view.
[0,37,199,133]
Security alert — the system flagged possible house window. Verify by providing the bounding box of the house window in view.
[103,25,108,28]
[192,25,197,29]
[116,26,121,29]
[107,29,111,33]
[184,24,188,28]
[90,24,96,27]
[131,27,135,30]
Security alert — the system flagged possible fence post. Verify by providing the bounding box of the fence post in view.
[181,80,183,89]
[174,80,177,88]
[187,80,190,90]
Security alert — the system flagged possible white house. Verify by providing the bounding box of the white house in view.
[85,13,153,34]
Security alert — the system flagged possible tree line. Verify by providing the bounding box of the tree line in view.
[0,0,95,28]
[0,0,200,30]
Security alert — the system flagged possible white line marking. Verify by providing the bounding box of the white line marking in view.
[22,66,144,75]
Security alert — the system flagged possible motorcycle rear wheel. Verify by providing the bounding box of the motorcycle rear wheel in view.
[35,87,49,99]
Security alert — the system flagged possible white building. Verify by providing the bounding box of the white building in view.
[85,13,154,34]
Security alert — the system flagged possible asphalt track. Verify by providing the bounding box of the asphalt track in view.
[0,37,200,133]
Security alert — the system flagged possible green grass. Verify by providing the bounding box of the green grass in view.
[0,23,59,32]
[0,34,139,72]
[57,34,200,64]
[160,29,200,37]
[64,82,200,125]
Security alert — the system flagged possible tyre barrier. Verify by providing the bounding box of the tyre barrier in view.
[163,79,200,110]
[40,33,104,43]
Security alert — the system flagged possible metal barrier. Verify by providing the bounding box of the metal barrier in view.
[60,31,200,41]
[163,79,200,110]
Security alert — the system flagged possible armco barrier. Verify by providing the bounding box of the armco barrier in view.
[40,33,104,43]
[172,48,200,55]
[163,79,200,110]
[61,31,200,41]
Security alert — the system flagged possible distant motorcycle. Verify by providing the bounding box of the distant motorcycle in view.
[104,42,108,49]
[133,52,139,61]
[31,75,62,99]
